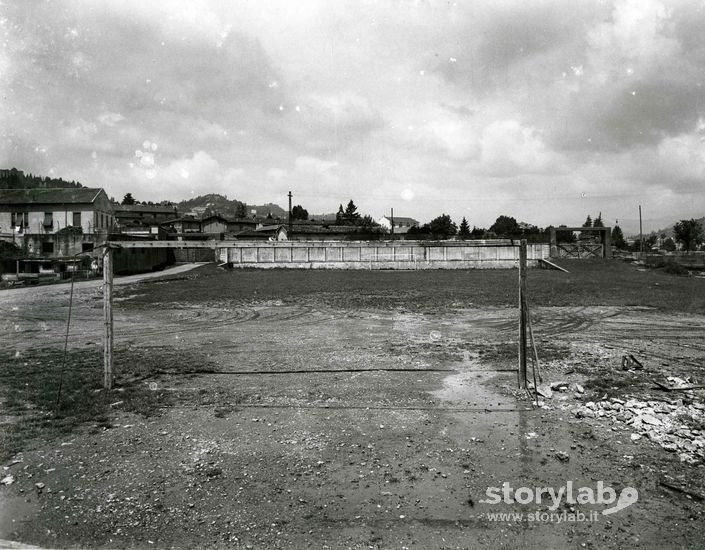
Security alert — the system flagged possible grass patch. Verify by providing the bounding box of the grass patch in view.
[477,342,570,364]
[582,368,650,398]
[658,262,691,277]
[0,348,182,462]
[118,260,705,314]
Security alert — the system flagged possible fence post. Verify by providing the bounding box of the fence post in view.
[103,247,114,390]
[518,239,527,388]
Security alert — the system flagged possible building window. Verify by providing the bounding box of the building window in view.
[41,241,54,254]
[82,242,93,252]
[12,212,28,231]
[73,212,81,227]
[43,212,53,229]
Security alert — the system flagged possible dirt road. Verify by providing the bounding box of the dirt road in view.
[1,262,703,549]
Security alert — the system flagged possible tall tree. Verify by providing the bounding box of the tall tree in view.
[611,226,626,249]
[593,212,604,227]
[343,200,361,224]
[470,226,486,239]
[458,217,470,238]
[122,193,136,205]
[490,215,520,237]
[426,214,457,239]
[234,202,248,219]
[662,237,676,252]
[582,215,593,228]
[674,219,704,251]
[291,205,309,221]
[336,204,344,224]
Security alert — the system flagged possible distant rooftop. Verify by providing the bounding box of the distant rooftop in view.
[114,204,177,213]
[0,187,105,204]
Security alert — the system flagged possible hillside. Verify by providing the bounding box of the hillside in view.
[247,203,288,219]
[0,168,83,189]
[651,216,705,238]
[176,194,290,220]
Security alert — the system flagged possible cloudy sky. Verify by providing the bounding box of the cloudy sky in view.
[2,0,705,232]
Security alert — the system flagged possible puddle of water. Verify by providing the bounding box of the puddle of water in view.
[0,492,38,541]
[430,353,517,410]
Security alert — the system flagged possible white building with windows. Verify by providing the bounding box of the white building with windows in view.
[377,215,419,235]
[0,188,114,238]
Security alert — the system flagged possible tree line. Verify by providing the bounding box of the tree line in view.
[119,191,705,250]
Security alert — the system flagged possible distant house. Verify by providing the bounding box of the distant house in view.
[235,225,288,241]
[201,214,228,235]
[0,187,114,237]
[160,215,202,237]
[226,218,259,233]
[114,204,177,230]
[377,215,418,235]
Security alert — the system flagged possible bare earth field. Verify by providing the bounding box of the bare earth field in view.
[1,260,704,549]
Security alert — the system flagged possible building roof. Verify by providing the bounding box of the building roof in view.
[389,216,418,224]
[257,224,287,232]
[201,214,229,222]
[295,225,362,234]
[160,215,201,225]
[0,187,106,205]
[114,204,177,214]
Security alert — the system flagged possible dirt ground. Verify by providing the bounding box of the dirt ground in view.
[1,260,704,549]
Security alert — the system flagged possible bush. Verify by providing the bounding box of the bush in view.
[659,262,690,276]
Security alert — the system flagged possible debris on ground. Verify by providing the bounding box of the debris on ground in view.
[572,398,705,464]
[554,451,570,462]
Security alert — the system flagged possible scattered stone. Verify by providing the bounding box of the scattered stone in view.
[573,407,596,419]
[1,475,14,485]
[536,385,553,399]
[640,414,662,426]
[572,395,705,463]
[550,381,569,392]
[554,451,570,462]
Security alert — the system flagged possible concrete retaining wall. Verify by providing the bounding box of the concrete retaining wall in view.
[173,248,216,263]
[217,240,549,269]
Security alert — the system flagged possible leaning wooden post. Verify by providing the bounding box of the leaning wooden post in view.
[518,239,528,389]
[103,247,114,390]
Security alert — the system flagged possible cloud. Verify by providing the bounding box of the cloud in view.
[295,156,338,174]
[478,119,557,175]
[2,1,705,230]
[97,112,125,127]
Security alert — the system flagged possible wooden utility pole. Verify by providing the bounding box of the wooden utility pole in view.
[390,207,394,240]
[638,205,644,257]
[288,191,293,235]
[103,247,114,390]
[518,239,528,388]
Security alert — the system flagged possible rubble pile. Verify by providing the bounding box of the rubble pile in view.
[572,398,705,464]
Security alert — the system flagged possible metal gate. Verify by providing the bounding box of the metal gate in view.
[556,243,603,258]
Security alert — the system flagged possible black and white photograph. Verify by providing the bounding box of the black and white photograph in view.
[1,1,704,548]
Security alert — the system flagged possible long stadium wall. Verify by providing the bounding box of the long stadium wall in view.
[217,240,549,269]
